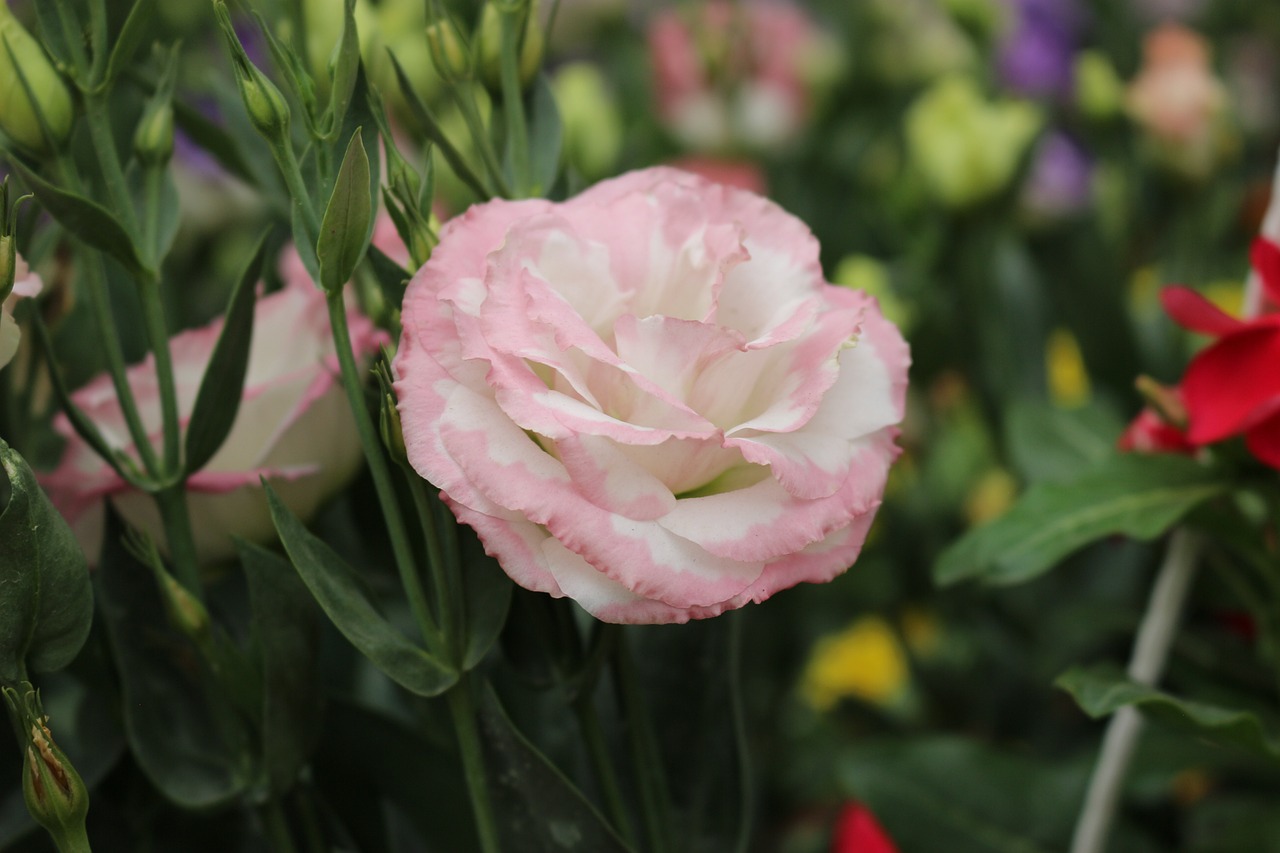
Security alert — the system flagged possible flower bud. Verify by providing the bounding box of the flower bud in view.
[379,390,409,467]
[477,2,543,92]
[0,233,14,305]
[3,687,90,850]
[0,5,73,154]
[133,100,175,167]
[1074,50,1124,120]
[215,2,291,144]
[552,62,621,179]
[425,17,472,84]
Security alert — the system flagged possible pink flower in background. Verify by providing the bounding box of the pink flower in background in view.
[648,1,840,152]
[0,253,40,370]
[669,156,768,195]
[393,167,908,624]
[43,276,387,563]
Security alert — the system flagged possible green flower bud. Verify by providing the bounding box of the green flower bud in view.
[1074,50,1123,121]
[3,687,90,851]
[0,5,73,154]
[477,2,543,92]
[552,62,621,179]
[133,100,174,167]
[0,233,14,305]
[215,2,292,144]
[425,17,472,84]
[379,390,409,467]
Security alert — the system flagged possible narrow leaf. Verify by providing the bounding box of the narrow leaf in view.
[264,483,458,697]
[388,52,490,199]
[526,73,562,196]
[317,130,372,293]
[239,540,324,795]
[324,0,361,134]
[476,684,635,853]
[8,159,151,282]
[101,0,156,88]
[935,453,1228,587]
[462,544,513,670]
[184,235,266,474]
[1057,665,1280,762]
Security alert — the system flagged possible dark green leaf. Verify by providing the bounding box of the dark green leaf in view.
[526,73,562,197]
[31,1,76,73]
[476,684,635,853]
[8,159,151,282]
[324,0,361,135]
[1004,400,1125,485]
[239,540,323,796]
[317,130,372,293]
[1057,665,1280,761]
[461,543,513,670]
[0,441,93,682]
[184,236,265,474]
[264,483,458,697]
[101,0,156,88]
[95,510,252,809]
[935,453,1228,587]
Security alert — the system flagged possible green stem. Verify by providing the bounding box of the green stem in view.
[275,141,322,240]
[136,274,181,475]
[728,611,754,853]
[572,693,636,846]
[153,483,202,599]
[142,166,164,264]
[82,94,139,237]
[450,87,511,198]
[48,823,92,853]
[79,251,162,479]
[406,471,458,653]
[324,292,445,655]
[258,800,299,853]
[497,5,531,196]
[614,630,673,853]
[446,675,502,853]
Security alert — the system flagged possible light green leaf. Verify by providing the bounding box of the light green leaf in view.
[316,129,372,294]
[935,453,1227,587]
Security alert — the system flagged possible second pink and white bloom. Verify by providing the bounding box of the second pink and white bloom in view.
[393,167,909,624]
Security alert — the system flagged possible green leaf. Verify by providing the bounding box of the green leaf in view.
[324,0,361,136]
[1057,665,1280,762]
[8,159,151,282]
[264,483,458,697]
[476,684,635,853]
[316,130,372,294]
[461,540,513,670]
[1004,400,1125,485]
[389,52,490,199]
[526,73,562,197]
[101,0,156,88]
[935,453,1228,587]
[239,540,324,796]
[95,510,253,809]
[184,236,265,474]
[0,441,93,682]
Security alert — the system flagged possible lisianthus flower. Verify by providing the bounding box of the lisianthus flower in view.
[393,167,909,624]
[1154,238,1280,467]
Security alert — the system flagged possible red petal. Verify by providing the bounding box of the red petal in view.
[1245,414,1280,470]
[1250,238,1280,307]
[1183,326,1280,444]
[1117,409,1194,455]
[832,803,899,853]
[1160,287,1245,336]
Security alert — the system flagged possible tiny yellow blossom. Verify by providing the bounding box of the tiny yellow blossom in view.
[1046,328,1090,408]
[963,467,1017,525]
[801,616,909,711]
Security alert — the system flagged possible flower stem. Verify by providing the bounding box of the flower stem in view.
[153,482,202,599]
[324,292,444,655]
[405,472,458,653]
[728,610,754,853]
[136,272,182,476]
[257,799,299,853]
[497,5,531,196]
[446,675,502,853]
[1069,528,1203,853]
[572,692,636,846]
[613,630,673,853]
[82,94,138,238]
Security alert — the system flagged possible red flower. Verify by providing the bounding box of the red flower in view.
[1160,238,1280,468]
[1118,406,1194,455]
[832,802,898,853]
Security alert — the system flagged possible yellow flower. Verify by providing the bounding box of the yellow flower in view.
[963,467,1017,525]
[1046,328,1090,409]
[801,616,908,711]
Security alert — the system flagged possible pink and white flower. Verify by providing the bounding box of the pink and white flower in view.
[393,168,909,624]
[43,275,387,563]
[0,253,41,371]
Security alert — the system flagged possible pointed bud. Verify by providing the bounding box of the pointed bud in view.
[133,100,174,167]
[425,17,471,84]
[0,5,73,154]
[3,687,90,851]
[215,2,291,144]
[379,390,409,467]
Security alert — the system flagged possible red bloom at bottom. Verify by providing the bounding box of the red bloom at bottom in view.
[1149,238,1280,468]
[832,802,898,853]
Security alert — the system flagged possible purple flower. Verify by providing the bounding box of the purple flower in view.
[1021,131,1092,219]
[998,0,1085,100]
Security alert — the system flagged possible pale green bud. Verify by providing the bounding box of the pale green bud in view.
[4,688,90,850]
[215,2,291,144]
[1074,51,1124,121]
[477,2,543,92]
[552,62,621,179]
[0,6,73,154]
[379,390,409,468]
[426,18,472,84]
[133,101,175,167]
